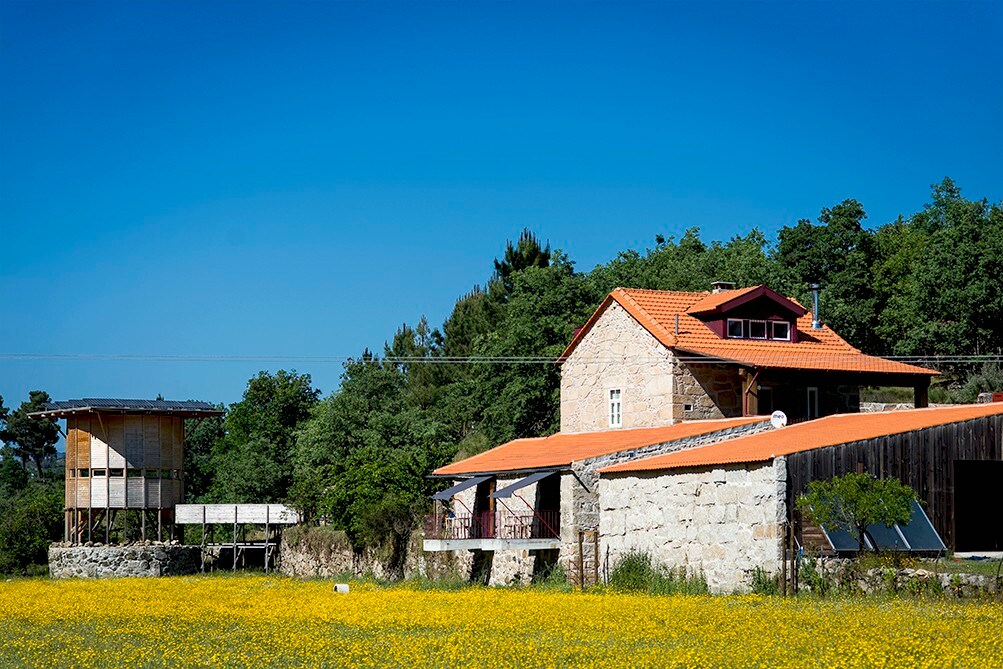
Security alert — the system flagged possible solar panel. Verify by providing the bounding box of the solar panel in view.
[818,499,945,554]
[897,500,947,552]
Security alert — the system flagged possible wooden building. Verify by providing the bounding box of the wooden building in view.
[31,399,223,544]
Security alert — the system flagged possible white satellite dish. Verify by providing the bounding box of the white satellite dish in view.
[770,410,788,429]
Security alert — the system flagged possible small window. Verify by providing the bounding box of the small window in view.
[110,468,124,477]
[68,469,75,478]
[748,320,767,339]
[609,388,622,427]
[92,468,106,477]
[145,469,160,479]
[683,403,694,412]
[161,469,171,479]
[807,387,819,420]
[727,319,744,338]
[127,468,142,478]
[771,321,790,340]
[78,468,89,478]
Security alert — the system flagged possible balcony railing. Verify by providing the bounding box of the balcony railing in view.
[424,510,560,541]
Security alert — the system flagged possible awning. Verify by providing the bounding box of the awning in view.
[430,475,492,501]
[489,471,555,499]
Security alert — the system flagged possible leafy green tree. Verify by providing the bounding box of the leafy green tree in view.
[774,199,879,351]
[0,482,64,574]
[207,371,319,503]
[290,357,454,577]
[183,407,225,502]
[796,472,918,552]
[0,446,29,499]
[2,391,59,480]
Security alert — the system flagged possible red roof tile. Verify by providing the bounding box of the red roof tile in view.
[433,417,768,476]
[560,287,936,377]
[599,403,1003,474]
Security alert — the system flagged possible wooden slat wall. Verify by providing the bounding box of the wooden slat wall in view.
[173,417,183,477]
[76,417,91,468]
[66,417,77,471]
[90,477,108,507]
[90,424,108,468]
[143,416,160,468]
[788,414,1003,550]
[127,478,145,507]
[125,415,143,467]
[159,417,173,469]
[107,415,126,468]
[109,477,126,508]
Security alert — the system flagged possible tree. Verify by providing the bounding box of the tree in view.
[796,472,918,551]
[183,406,225,502]
[2,391,59,480]
[289,356,455,578]
[206,370,319,503]
[492,228,552,297]
[0,483,64,574]
[0,446,29,499]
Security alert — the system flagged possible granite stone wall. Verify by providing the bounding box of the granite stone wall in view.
[48,543,200,578]
[598,457,787,593]
[560,302,676,433]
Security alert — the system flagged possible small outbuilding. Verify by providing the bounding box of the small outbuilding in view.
[598,403,1003,592]
[31,398,223,544]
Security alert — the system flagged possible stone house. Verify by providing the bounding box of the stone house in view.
[559,283,936,427]
[598,403,1003,591]
[424,284,995,591]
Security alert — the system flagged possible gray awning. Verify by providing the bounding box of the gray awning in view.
[430,475,492,501]
[489,471,555,499]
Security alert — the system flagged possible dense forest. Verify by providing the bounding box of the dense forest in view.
[2,178,1002,574]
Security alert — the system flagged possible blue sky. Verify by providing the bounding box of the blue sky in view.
[1,0,1001,408]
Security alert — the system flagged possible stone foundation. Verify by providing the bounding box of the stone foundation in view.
[48,543,200,578]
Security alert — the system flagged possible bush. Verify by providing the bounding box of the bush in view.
[0,481,64,574]
[750,567,780,595]
[608,551,708,595]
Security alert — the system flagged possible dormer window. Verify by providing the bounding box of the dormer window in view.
[725,318,792,341]
[771,321,790,341]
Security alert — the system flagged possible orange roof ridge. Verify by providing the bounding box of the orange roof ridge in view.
[433,416,768,476]
[613,288,678,347]
[599,403,1003,474]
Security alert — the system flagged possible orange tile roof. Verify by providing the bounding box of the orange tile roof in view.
[433,417,768,476]
[560,286,936,376]
[685,285,773,315]
[599,403,1003,474]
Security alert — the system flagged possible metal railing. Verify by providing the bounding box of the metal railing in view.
[424,510,560,541]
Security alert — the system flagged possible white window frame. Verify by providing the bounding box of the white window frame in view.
[748,319,768,340]
[608,388,622,428]
[771,321,791,341]
[726,319,744,338]
[807,387,819,420]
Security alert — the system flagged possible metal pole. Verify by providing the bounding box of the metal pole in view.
[577,531,585,589]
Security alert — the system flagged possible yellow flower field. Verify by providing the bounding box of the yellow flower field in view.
[1,575,1000,668]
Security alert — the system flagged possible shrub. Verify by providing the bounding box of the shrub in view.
[750,567,780,595]
[608,551,708,595]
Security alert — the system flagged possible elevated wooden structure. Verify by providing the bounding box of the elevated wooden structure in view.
[31,399,222,544]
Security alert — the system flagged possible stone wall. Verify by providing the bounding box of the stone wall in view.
[278,528,458,581]
[48,543,200,578]
[673,362,740,420]
[598,457,786,593]
[561,302,675,433]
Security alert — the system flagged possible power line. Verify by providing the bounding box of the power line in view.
[1,353,1001,365]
